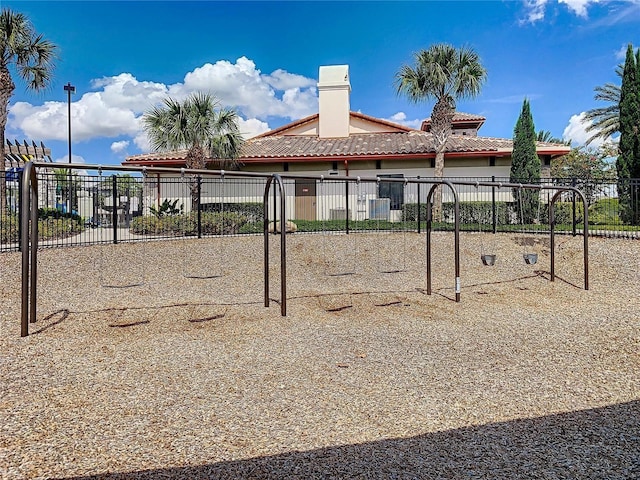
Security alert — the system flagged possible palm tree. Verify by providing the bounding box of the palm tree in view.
[0,8,57,213]
[536,130,569,144]
[143,92,244,210]
[395,44,486,216]
[583,65,622,146]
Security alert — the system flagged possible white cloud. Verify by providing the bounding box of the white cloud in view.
[238,118,270,139]
[563,112,605,147]
[523,0,548,23]
[522,0,598,23]
[385,112,423,130]
[8,57,317,153]
[111,140,130,153]
[178,56,317,119]
[9,95,141,142]
[559,0,595,17]
[91,73,169,113]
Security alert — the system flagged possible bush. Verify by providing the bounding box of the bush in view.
[1,215,18,243]
[38,217,84,239]
[201,202,263,222]
[130,212,248,236]
[403,201,512,225]
[38,207,82,223]
[540,201,584,225]
[588,198,621,225]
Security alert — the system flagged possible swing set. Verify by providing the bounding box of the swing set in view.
[425,179,589,302]
[18,165,589,337]
[476,182,543,267]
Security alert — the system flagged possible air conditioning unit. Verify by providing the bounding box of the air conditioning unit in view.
[369,198,391,220]
[330,208,350,220]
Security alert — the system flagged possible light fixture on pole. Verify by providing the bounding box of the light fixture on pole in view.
[64,82,75,214]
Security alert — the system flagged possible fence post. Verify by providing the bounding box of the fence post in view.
[572,177,577,237]
[197,175,202,239]
[17,170,22,252]
[112,175,118,244]
[345,179,350,234]
[491,175,497,234]
[417,176,421,234]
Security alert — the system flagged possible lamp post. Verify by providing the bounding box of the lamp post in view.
[64,82,75,214]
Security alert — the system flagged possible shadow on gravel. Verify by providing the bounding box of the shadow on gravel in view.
[57,400,639,480]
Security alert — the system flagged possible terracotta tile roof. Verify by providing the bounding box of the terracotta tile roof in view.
[422,112,487,124]
[241,132,568,160]
[125,132,570,166]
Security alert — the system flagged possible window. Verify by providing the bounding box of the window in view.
[489,156,496,167]
[378,174,404,210]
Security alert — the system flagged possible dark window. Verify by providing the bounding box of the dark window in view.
[376,160,382,170]
[332,161,338,170]
[283,162,289,172]
[543,155,551,166]
[378,174,404,210]
[430,158,435,168]
[489,156,496,167]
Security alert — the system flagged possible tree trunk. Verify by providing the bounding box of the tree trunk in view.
[185,145,206,212]
[0,68,16,215]
[430,97,454,221]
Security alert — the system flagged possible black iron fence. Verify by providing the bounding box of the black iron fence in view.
[2,168,639,253]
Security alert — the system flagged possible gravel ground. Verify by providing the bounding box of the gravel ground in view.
[0,232,639,479]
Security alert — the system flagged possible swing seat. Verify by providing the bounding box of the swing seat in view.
[481,254,496,266]
[523,253,538,265]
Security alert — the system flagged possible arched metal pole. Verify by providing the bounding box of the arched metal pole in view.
[550,188,589,290]
[263,174,287,316]
[20,162,38,336]
[425,180,460,302]
[263,177,273,308]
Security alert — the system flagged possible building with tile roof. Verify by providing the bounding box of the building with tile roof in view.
[125,65,569,178]
[125,65,570,220]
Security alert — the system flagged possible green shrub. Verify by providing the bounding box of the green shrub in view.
[1,215,18,243]
[150,199,183,218]
[201,202,263,222]
[588,198,621,225]
[38,217,84,239]
[540,201,584,225]
[38,207,82,223]
[130,212,248,236]
[403,201,511,225]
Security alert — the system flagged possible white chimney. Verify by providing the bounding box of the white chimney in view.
[317,65,351,138]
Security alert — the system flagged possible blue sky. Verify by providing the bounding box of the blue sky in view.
[3,0,639,166]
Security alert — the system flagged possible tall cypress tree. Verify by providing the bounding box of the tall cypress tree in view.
[617,44,640,224]
[510,99,541,224]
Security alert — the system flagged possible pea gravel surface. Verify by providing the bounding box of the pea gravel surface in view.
[1,232,639,479]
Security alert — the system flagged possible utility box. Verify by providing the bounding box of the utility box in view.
[329,208,350,220]
[369,198,391,220]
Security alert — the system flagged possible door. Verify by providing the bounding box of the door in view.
[295,179,317,221]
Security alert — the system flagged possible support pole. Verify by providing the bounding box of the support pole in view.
[20,164,32,337]
[491,175,497,234]
[112,175,118,244]
[345,180,350,234]
[417,176,421,234]
[197,175,202,239]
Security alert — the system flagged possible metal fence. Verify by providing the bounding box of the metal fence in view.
[19,164,590,335]
[2,168,640,253]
